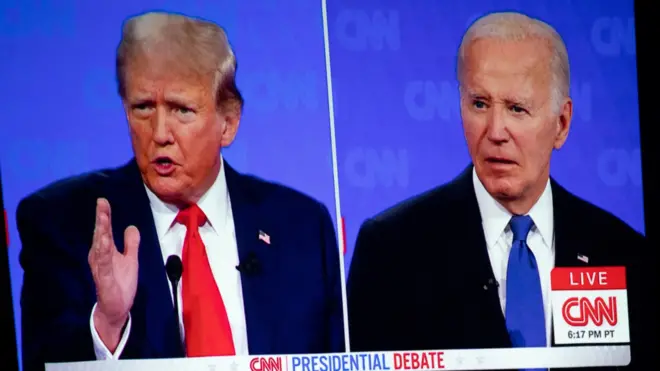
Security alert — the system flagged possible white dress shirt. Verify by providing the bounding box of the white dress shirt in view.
[90,156,250,359]
[472,168,555,345]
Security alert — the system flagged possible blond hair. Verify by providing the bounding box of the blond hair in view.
[116,11,243,111]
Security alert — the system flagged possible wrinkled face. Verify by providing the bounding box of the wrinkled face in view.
[460,38,571,208]
[123,58,239,205]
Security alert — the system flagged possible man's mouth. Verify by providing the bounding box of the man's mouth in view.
[154,156,174,165]
[485,157,517,165]
[152,156,176,175]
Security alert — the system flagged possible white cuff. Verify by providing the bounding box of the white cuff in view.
[90,302,132,360]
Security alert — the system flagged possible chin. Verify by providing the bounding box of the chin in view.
[482,176,523,200]
[146,176,186,202]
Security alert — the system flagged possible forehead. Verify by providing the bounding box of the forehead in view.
[123,56,215,100]
[461,38,552,98]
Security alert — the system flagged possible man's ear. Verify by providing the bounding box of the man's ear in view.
[553,98,572,150]
[220,103,241,147]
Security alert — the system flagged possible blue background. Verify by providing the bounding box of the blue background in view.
[0,0,643,368]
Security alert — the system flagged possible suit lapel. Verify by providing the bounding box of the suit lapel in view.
[224,162,277,355]
[450,166,512,347]
[108,160,183,357]
[550,179,591,349]
[552,180,593,268]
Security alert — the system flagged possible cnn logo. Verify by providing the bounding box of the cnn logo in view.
[250,357,283,371]
[562,296,618,327]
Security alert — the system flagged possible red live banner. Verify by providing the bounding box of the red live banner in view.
[551,267,626,291]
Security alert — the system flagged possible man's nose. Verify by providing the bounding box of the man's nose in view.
[152,108,173,145]
[486,106,510,143]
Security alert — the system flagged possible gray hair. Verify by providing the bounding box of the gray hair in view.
[457,12,570,113]
[116,11,243,111]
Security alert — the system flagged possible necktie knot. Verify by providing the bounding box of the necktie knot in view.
[175,204,207,229]
[510,215,534,242]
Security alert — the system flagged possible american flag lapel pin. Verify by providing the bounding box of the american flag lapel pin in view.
[258,230,271,245]
[577,254,589,263]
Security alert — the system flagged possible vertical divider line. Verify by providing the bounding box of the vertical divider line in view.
[320,0,351,352]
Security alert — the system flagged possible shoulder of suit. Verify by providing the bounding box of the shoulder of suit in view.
[366,173,467,228]
[17,164,122,214]
[553,181,644,242]
[235,172,330,214]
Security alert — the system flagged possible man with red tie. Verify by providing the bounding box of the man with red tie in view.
[17,11,344,371]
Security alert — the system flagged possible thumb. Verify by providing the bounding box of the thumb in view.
[123,226,141,260]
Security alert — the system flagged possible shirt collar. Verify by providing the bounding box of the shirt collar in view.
[144,155,230,239]
[472,167,554,248]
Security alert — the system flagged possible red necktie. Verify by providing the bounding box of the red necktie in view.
[176,204,236,357]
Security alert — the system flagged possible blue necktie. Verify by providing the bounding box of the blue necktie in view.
[506,215,546,369]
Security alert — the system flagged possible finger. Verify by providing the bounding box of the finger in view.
[97,198,114,241]
[91,200,116,271]
[94,200,108,247]
[91,209,105,265]
[92,198,105,249]
[96,234,112,261]
[97,212,110,241]
[96,235,114,276]
[91,237,110,279]
[124,226,141,260]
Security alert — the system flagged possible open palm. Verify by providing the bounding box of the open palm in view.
[89,198,140,327]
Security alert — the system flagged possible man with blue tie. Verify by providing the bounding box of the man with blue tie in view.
[17,11,344,371]
[347,12,652,370]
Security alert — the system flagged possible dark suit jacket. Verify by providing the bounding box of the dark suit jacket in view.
[17,159,345,371]
[347,165,654,371]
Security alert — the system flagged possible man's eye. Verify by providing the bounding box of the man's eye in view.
[510,105,527,114]
[133,104,153,113]
[473,100,487,109]
[174,107,196,119]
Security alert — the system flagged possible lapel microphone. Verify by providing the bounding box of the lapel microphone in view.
[165,255,183,317]
[484,277,500,291]
[236,252,261,276]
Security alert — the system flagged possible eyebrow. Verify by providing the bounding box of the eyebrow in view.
[502,96,534,107]
[464,90,533,107]
[127,94,197,109]
[127,91,157,104]
[164,93,198,107]
[464,90,488,99]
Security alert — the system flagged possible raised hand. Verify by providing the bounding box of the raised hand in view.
[88,198,140,351]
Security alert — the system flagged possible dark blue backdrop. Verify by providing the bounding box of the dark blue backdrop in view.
[0,0,642,368]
